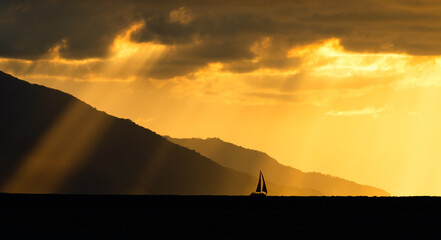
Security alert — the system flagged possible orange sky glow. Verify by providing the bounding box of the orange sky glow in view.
[3,1,441,195]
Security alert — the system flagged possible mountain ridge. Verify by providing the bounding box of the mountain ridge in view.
[0,71,319,196]
[165,136,389,196]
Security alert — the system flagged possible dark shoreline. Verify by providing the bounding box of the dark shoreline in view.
[1,194,439,238]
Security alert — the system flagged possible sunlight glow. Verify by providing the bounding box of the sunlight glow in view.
[5,32,441,195]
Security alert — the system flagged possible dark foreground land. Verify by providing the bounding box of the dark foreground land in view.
[0,194,440,238]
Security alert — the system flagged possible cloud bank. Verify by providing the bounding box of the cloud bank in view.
[2,0,441,79]
[2,0,441,106]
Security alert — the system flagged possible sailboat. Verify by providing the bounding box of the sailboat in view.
[250,171,267,196]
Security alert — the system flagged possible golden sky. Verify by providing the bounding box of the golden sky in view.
[2,0,441,195]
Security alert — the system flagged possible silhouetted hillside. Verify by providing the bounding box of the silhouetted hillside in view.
[0,71,319,195]
[165,137,389,196]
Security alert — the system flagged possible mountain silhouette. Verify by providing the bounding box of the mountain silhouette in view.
[165,137,389,196]
[0,71,320,195]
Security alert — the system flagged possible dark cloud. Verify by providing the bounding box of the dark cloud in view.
[145,40,255,79]
[2,0,441,78]
[0,1,136,59]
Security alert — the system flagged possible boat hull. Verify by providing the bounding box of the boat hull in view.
[250,192,267,196]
